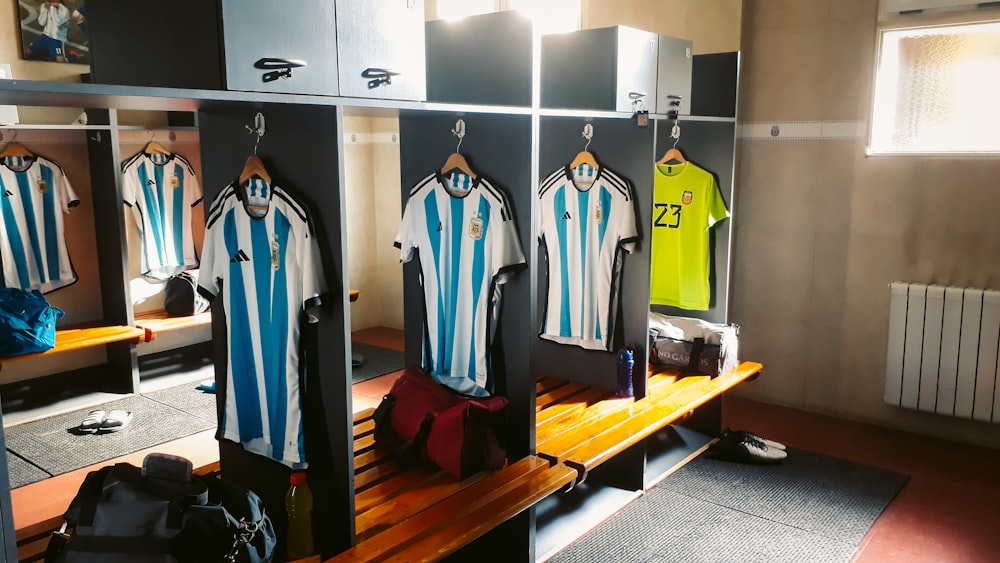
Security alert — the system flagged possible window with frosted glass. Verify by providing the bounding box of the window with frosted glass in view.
[870,21,1000,154]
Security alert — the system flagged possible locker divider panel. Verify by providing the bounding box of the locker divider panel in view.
[86,118,140,393]
[197,102,354,557]
[535,116,654,395]
[398,110,534,461]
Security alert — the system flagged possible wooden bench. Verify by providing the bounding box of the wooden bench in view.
[535,362,764,482]
[329,408,577,562]
[134,310,212,340]
[0,325,150,366]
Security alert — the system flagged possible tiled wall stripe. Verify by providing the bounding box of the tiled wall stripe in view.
[738,120,867,141]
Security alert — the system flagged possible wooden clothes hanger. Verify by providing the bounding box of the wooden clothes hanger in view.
[144,141,171,156]
[0,142,33,158]
[239,155,271,185]
[570,150,598,170]
[570,123,599,172]
[657,119,687,165]
[0,131,34,158]
[656,147,687,165]
[440,152,477,179]
[440,119,477,180]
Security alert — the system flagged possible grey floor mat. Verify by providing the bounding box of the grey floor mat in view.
[352,342,405,384]
[551,448,908,563]
[144,382,218,423]
[6,451,52,489]
[5,394,214,476]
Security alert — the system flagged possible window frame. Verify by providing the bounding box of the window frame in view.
[867,14,1000,156]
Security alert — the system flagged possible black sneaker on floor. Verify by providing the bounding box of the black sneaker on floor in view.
[721,427,787,451]
[710,431,788,464]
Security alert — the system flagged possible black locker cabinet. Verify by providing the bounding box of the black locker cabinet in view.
[336,0,426,101]
[220,0,340,96]
[541,26,659,113]
[656,36,694,116]
[425,11,535,107]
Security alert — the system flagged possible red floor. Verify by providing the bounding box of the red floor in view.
[724,395,1000,562]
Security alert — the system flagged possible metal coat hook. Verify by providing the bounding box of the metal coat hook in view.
[245,112,266,155]
[582,123,594,151]
[452,119,466,153]
[668,95,682,147]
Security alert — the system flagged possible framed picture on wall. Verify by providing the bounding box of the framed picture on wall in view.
[16,0,89,64]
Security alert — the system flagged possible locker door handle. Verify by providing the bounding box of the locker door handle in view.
[254,58,307,83]
[362,68,400,89]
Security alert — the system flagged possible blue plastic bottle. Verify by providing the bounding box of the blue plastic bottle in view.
[616,347,634,397]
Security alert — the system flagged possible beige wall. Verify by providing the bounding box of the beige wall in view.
[343,118,406,332]
[584,0,742,54]
[734,0,1000,448]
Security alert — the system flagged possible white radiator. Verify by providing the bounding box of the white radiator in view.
[885,282,1000,422]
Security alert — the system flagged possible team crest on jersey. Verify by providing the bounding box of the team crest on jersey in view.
[469,216,483,240]
[594,202,602,223]
[36,179,48,194]
[271,235,281,271]
[681,190,693,205]
[170,175,180,189]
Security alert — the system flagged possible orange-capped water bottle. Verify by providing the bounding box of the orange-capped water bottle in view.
[285,472,314,559]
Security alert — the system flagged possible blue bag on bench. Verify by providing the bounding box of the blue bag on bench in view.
[0,288,63,357]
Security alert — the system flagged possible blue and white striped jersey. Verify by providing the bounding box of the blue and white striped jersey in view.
[395,172,525,396]
[122,152,202,280]
[538,164,639,351]
[199,180,326,469]
[0,155,79,293]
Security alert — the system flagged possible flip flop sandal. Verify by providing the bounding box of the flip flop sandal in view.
[78,410,106,433]
[100,410,133,432]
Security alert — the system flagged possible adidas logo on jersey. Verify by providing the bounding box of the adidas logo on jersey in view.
[147,179,156,187]
[436,222,443,232]
[230,250,250,263]
[562,211,572,220]
[2,189,11,198]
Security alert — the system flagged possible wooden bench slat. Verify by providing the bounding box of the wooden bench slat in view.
[354,434,376,455]
[354,467,441,513]
[534,386,615,427]
[535,376,708,460]
[563,362,763,473]
[335,456,558,562]
[354,448,390,473]
[133,310,211,334]
[354,407,376,424]
[355,467,497,541]
[534,376,569,396]
[354,457,408,492]
[535,392,640,445]
[534,382,591,411]
[646,371,681,393]
[387,464,579,563]
[354,419,375,439]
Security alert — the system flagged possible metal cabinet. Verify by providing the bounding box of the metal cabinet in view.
[220,0,340,96]
[541,26,659,113]
[425,11,534,107]
[335,0,426,101]
[656,36,693,116]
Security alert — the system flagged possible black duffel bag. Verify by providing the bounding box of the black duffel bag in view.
[45,453,276,563]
